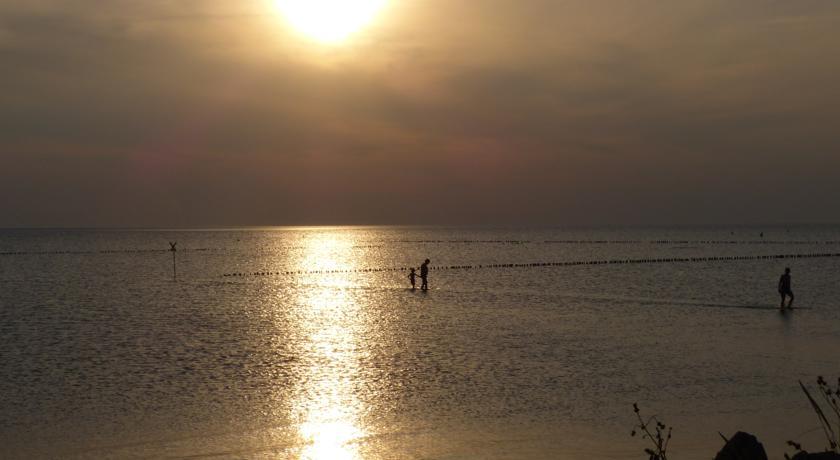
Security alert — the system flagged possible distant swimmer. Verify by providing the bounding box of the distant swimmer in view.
[408,268,417,290]
[778,267,794,309]
[419,259,430,291]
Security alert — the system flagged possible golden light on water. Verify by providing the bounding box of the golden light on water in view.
[292,231,366,459]
[301,233,353,274]
[273,0,388,44]
[300,415,363,460]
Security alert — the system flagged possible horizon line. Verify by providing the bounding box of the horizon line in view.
[2,222,839,231]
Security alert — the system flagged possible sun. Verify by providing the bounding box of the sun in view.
[274,0,388,44]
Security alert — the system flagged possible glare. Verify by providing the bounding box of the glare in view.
[290,231,365,460]
[302,233,352,274]
[300,418,362,460]
[274,0,388,44]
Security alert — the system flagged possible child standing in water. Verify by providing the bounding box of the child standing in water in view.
[408,268,417,290]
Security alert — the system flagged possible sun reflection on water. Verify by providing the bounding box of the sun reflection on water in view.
[292,231,366,459]
[300,416,363,460]
[299,233,354,275]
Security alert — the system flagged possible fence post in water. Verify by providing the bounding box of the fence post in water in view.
[169,242,177,281]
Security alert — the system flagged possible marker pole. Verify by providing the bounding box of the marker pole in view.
[169,242,177,281]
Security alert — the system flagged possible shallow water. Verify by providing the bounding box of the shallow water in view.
[2,226,839,459]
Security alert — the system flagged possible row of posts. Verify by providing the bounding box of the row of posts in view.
[219,252,840,279]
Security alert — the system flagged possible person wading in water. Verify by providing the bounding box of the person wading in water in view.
[420,259,430,291]
[778,267,794,309]
[408,268,417,290]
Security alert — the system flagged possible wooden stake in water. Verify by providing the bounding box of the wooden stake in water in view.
[169,242,177,281]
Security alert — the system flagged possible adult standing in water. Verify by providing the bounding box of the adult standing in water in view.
[420,259,430,291]
[778,267,794,309]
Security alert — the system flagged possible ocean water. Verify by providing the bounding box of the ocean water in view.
[2,226,840,459]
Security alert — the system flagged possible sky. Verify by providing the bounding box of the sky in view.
[1,0,839,227]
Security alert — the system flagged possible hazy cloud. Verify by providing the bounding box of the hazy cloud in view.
[2,0,839,226]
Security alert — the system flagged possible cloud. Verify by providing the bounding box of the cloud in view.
[1,0,839,226]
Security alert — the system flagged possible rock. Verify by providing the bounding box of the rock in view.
[714,431,768,460]
[791,453,840,460]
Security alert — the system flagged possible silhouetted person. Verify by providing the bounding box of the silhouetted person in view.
[419,259,430,291]
[408,268,417,290]
[778,267,794,309]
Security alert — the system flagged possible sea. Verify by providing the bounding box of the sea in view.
[2,226,839,459]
